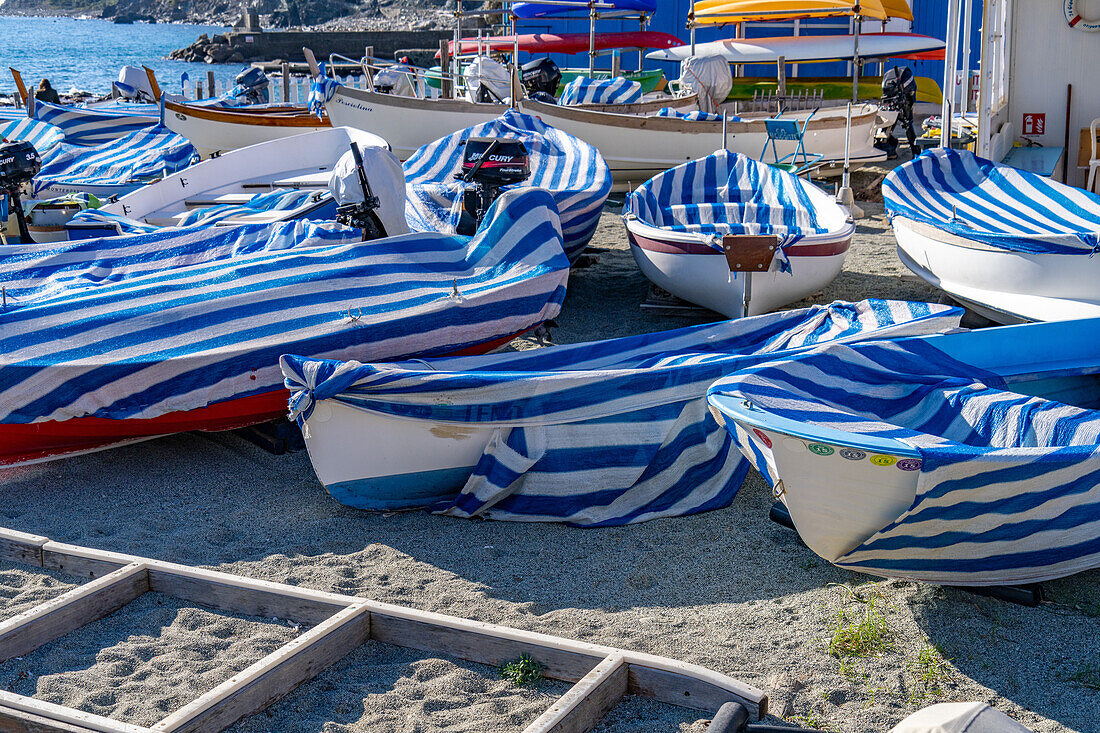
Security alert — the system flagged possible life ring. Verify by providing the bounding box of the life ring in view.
[1065,0,1100,31]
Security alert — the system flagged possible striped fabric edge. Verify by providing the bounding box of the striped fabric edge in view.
[559,76,643,106]
[32,125,198,197]
[709,336,1100,585]
[280,300,961,527]
[403,109,612,262]
[0,188,569,424]
[883,148,1100,255]
[30,99,160,146]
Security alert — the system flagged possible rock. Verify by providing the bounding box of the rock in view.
[765,672,805,720]
[211,34,228,45]
[228,52,245,64]
[205,44,234,63]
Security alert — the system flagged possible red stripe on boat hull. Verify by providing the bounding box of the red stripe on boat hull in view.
[626,230,852,258]
[0,331,525,467]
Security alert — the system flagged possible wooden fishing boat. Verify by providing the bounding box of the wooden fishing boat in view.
[885,148,1100,324]
[624,149,854,317]
[519,98,888,189]
[707,317,1100,586]
[324,86,504,160]
[0,527,767,731]
[162,98,330,158]
[0,188,569,466]
[65,126,394,239]
[280,300,959,518]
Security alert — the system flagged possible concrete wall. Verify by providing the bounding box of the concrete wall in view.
[1007,0,1100,186]
[225,29,454,63]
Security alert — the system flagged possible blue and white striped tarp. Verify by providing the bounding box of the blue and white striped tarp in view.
[653,107,728,121]
[708,335,1100,585]
[0,108,26,122]
[0,188,569,426]
[30,99,159,146]
[883,148,1100,255]
[32,125,198,198]
[68,189,327,236]
[626,149,850,271]
[308,65,340,118]
[559,76,642,106]
[0,117,64,154]
[404,109,612,262]
[281,300,961,526]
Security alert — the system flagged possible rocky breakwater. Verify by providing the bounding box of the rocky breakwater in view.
[169,33,248,64]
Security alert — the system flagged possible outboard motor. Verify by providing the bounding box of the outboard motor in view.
[521,57,562,104]
[455,137,530,236]
[333,142,388,242]
[233,66,270,104]
[878,65,917,158]
[0,140,42,243]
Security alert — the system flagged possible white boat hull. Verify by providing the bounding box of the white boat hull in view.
[715,416,919,563]
[521,99,888,190]
[163,102,331,158]
[79,127,390,234]
[893,216,1100,323]
[325,87,503,160]
[301,400,492,510]
[625,219,851,317]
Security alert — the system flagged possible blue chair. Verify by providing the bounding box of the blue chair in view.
[761,109,825,175]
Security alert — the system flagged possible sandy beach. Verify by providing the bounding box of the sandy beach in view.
[1,199,1098,733]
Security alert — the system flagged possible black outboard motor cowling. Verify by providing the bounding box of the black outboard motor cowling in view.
[0,140,41,243]
[234,66,270,104]
[521,57,562,99]
[455,137,530,236]
[878,65,918,158]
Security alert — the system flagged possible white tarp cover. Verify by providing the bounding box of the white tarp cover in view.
[328,145,411,237]
[678,55,733,113]
[373,64,419,97]
[463,56,512,103]
[891,703,1031,733]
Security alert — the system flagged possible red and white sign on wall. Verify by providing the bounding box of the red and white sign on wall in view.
[1022,113,1046,136]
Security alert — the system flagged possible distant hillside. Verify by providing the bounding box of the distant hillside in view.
[1,0,463,28]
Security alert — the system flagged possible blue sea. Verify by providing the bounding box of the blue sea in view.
[0,15,240,101]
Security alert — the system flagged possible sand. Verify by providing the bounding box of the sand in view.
[1,199,1098,733]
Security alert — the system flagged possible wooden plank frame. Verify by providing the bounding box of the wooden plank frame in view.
[0,528,767,733]
[722,234,779,274]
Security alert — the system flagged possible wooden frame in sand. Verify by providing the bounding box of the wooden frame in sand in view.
[0,528,767,733]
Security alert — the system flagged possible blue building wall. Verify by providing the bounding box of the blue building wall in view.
[510,1,981,89]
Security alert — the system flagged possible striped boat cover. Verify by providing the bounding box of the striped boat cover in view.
[0,108,26,122]
[559,76,642,106]
[0,117,64,154]
[653,107,728,121]
[708,337,1100,585]
[0,188,568,425]
[627,149,849,273]
[68,189,327,236]
[281,300,961,526]
[32,125,198,198]
[30,99,159,146]
[883,148,1100,254]
[403,109,612,262]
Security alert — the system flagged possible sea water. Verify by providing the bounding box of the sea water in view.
[0,15,240,101]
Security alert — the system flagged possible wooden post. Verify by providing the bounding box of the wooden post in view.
[196,81,204,99]
[142,66,162,101]
[281,61,290,103]
[611,50,620,79]
[777,56,786,98]
[207,70,216,99]
[440,39,452,99]
[8,68,27,106]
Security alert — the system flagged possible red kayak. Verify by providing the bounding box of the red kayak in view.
[440,31,684,57]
